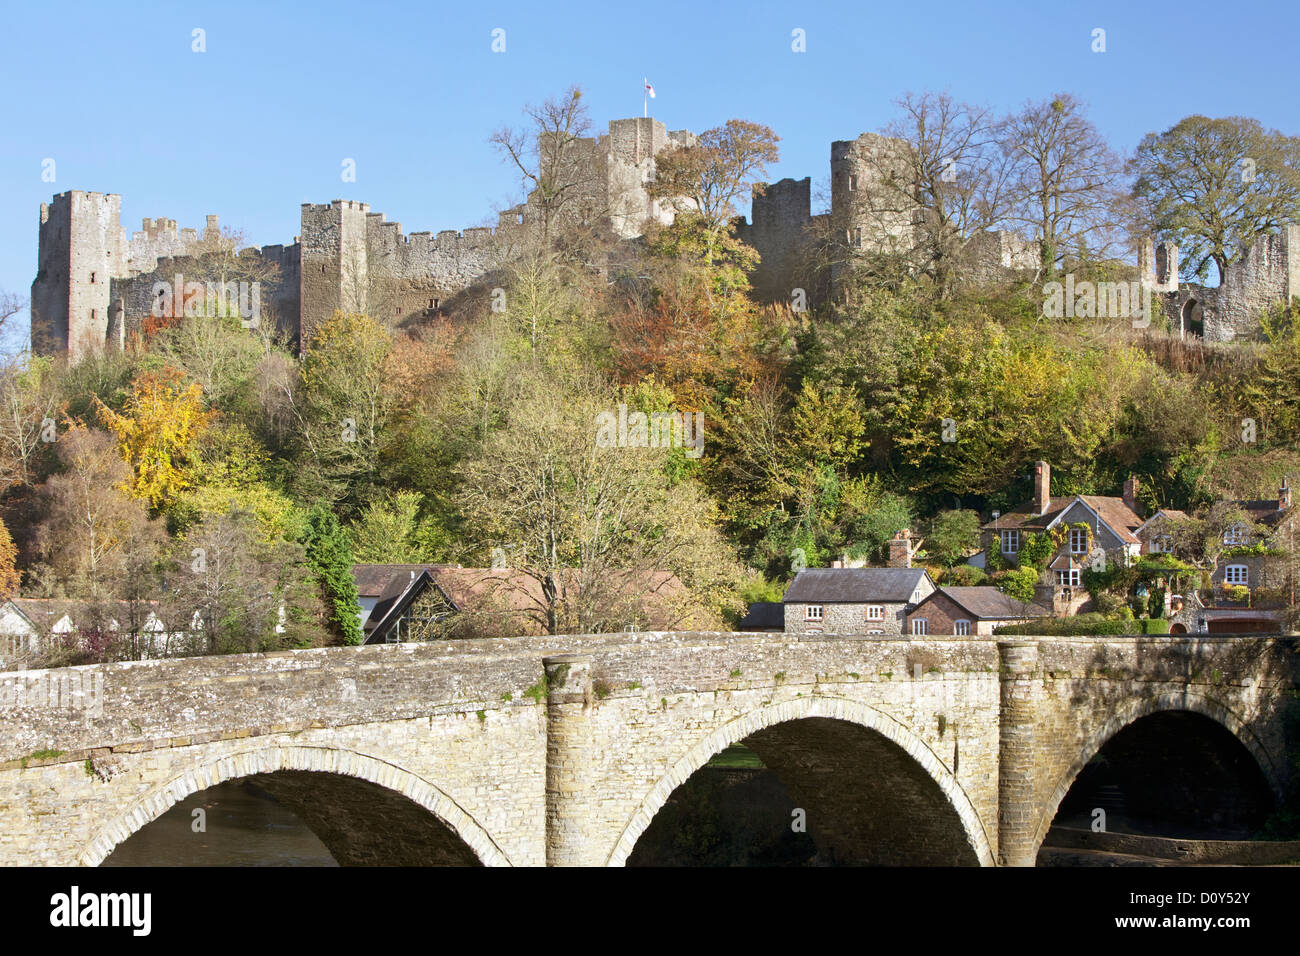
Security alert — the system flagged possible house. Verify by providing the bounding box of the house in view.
[904,586,1048,636]
[1134,509,1189,556]
[782,567,936,636]
[1206,479,1294,593]
[0,598,177,668]
[980,461,1144,615]
[353,564,701,643]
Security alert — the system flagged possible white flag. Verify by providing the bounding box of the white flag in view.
[645,81,656,99]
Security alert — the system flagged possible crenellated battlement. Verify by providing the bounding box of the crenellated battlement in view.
[34,114,1300,359]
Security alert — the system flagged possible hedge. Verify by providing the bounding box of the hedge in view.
[996,615,1171,636]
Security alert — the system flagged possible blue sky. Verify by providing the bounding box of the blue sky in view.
[2,0,1297,340]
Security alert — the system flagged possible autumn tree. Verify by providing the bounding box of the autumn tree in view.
[349,491,426,563]
[0,354,59,489]
[924,509,982,567]
[646,119,780,264]
[1134,115,1300,284]
[457,369,743,633]
[95,367,213,512]
[33,426,164,599]
[290,311,394,513]
[168,507,325,654]
[0,515,18,599]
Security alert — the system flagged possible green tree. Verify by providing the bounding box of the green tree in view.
[925,510,981,566]
[349,491,425,563]
[300,505,363,645]
[1134,115,1300,284]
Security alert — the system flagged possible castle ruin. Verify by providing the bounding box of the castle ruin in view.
[31,114,1297,359]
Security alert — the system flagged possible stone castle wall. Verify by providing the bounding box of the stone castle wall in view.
[33,120,1300,358]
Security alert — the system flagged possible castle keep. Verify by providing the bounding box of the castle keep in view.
[30,115,1299,358]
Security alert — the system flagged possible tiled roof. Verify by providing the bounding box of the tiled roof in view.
[927,586,1048,620]
[783,568,931,604]
[981,495,1142,544]
[352,564,454,598]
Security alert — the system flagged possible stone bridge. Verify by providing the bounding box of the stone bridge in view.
[0,632,1295,866]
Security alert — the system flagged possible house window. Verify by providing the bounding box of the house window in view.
[848,174,858,191]
[1150,535,1171,553]
[953,620,970,636]
[865,605,885,621]
[1069,528,1088,553]
[1223,524,1249,546]
[911,618,928,636]
[805,605,824,621]
[1056,569,1081,587]
[1224,565,1249,585]
[1001,530,1020,554]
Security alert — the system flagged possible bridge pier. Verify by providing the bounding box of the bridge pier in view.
[543,654,598,866]
[998,640,1041,866]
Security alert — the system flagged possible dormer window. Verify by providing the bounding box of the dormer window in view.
[1223,524,1249,546]
[1150,535,1172,553]
[1069,528,1088,553]
[1001,530,1020,554]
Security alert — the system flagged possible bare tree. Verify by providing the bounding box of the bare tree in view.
[491,86,599,241]
[846,91,1016,296]
[999,94,1129,277]
[0,292,25,349]
[34,426,163,600]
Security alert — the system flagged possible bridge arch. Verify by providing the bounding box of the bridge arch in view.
[81,744,513,867]
[607,694,995,866]
[1032,691,1283,856]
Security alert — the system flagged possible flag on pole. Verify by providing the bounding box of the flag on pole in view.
[644,80,656,99]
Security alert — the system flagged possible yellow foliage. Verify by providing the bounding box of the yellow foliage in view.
[95,367,214,510]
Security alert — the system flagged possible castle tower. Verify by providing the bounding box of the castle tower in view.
[31,191,127,358]
[829,133,918,285]
[1138,237,1179,293]
[299,200,371,347]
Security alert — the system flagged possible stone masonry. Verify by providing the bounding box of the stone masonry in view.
[0,631,1293,867]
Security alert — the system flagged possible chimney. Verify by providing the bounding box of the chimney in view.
[1123,475,1139,515]
[1033,461,1051,516]
[1281,477,1292,511]
[888,529,913,568]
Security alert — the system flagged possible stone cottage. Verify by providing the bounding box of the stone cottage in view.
[782,567,936,636]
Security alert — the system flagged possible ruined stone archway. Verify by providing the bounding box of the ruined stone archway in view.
[81,745,513,867]
[1032,693,1282,855]
[609,696,994,866]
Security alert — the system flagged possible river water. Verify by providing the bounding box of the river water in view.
[102,781,337,867]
